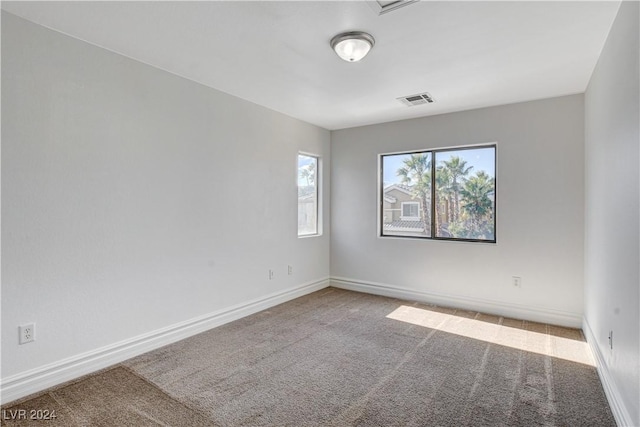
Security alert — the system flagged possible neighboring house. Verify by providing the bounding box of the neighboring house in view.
[382,184,426,236]
[298,190,317,234]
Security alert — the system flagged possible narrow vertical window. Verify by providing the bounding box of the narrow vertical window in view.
[298,154,319,236]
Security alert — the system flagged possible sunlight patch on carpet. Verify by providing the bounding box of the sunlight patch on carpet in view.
[386,305,595,366]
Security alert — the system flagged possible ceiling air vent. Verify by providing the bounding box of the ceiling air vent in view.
[397,92,434,107]
[369,0,419,15]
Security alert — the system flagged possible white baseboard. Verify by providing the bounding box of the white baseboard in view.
[331,276,583,328]
[1,277,330,405]
[582,318,635,427]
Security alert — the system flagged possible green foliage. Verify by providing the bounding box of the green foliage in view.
[393,152,495,241]
[449,220,494,240]
[439,156,473,224]
[453,171,495,239]
[397,154,431,190]
[461,171,494,219]
[397,154,432,234]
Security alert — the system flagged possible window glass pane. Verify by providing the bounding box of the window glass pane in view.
[298,154,318,236]
[380,145,496,242]
[381,152,432,237]
[435,147,495,240]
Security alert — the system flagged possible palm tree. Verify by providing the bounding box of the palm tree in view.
[299,162,316,186]
[397,154,431,235]
[435,165,453,235]
[440,156,473,223]
[460,171,494,236]
[308,162,316,185]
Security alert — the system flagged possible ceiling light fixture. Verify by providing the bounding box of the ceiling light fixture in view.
[330,31,375,62]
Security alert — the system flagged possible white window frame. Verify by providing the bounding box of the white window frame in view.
[400,202,420,221]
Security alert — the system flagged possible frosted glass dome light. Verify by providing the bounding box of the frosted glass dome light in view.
[330,31,375,62]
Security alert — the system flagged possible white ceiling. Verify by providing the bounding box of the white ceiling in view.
[2,1,621,130]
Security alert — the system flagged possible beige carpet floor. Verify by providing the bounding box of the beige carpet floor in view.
[1,288,615,426]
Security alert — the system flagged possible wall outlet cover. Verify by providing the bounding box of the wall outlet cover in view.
[19,323,35,345]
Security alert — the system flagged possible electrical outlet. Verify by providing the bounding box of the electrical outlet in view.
[269,269,274,280]
[512,276,522,288]
[288,265,293,275]
[19,323,35,345]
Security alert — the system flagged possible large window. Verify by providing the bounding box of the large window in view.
[381,145,496,242]
[298,153,319,236]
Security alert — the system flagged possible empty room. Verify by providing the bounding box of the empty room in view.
[1,1,638,426]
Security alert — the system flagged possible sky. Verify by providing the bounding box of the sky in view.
[382,146,495,186]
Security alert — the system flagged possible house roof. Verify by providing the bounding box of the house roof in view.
[384,220,424,231]
[298,193,316,201]
[383,184,414,196]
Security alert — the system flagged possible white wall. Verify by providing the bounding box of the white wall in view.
[4,4,637,419]
[331,95,585,326]
[584,1,640,425]
[1,11,330,392]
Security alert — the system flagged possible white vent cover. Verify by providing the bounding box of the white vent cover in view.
[397,92,434,107]
[369,1,419,16]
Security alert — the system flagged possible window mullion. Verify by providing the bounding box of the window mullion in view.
[430,151,436,238]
